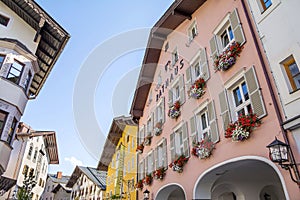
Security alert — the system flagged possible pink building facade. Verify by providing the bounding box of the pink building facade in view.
[130,0,300,199]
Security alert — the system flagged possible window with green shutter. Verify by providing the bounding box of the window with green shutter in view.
[218,66,266,132]
[170,122,190,160]
[168,75,185,106]
[210,8,245,57]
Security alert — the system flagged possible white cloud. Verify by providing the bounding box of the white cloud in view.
[64,156,83,168]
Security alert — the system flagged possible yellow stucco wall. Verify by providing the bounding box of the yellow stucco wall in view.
[106,124,137,200]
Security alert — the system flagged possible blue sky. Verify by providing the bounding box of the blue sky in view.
[22,1,174,175]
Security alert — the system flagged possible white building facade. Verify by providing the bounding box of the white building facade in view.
[66,166,106,200]
[0,0,69,187]
[2,122,59,200]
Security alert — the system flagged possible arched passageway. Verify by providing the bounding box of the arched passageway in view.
[156,184,186,200]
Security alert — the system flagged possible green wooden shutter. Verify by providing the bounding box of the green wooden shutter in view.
[209,35,219,59]
[162,138,167,168]
[207,100,219,143]
[244,66,266,118]
[179,75,185,104]
[139,126,145,145]
[200,47,210,81]
[170,132,175,161]
[219,90,231,132]
[186,65,192,86]
[189,115,197,144]
[154,146,158,170]
[168,89,173,107]
[182,122,189,157]
[161,97,165,124]
[230,8,246,45]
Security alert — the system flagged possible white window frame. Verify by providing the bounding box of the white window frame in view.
[156,98,164,124]
[189,51,203,83]
[155,138,167,169]
[139,125,145,145]
[230,81,252,120]
[214,15,234,51]
[188,20,198,43]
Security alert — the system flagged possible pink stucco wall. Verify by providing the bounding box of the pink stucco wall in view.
[136,0,300,199]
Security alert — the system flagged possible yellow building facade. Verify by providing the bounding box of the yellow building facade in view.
[98,116,137,200]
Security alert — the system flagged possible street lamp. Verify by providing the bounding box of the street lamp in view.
[267,137,300,185]
[143,189,150,200]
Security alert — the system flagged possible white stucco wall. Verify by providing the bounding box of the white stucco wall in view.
[246,0,300,119]
[0,1,38,53]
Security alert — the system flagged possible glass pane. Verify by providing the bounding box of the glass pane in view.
[289,62,299,76]
[10,67,21,76]
[237,108,245,117]
[264,0,272,8]
[221,31,229,48]
[233,87,243,106]
[228,26,234,40]
[0,55,4,66]
[293,74,300,89]
[12,62,23,71]
[0,111,6,121]
[201,113,207,130]
[195,63,201,78]
[242,82,249,100]
[175,86,180,99]
[246,104,253,114]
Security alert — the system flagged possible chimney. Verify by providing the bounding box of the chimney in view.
[56,171,62,179]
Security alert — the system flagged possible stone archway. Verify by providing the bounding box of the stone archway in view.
[193,156,288,200]
[155,184,186,200]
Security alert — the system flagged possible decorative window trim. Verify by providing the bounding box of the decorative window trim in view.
[154,137,167,170]
[281,55,300,93]
[187,20,198,44]
[210,8,246,61]
[168,74,185,106]
[170,121,189,161]
[219,66,266,132]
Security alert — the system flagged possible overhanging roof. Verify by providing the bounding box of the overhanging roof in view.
[66,166,107,190]
[0,176,16,192]
[130,0,206,118]
[17,130,59,164]
[97,116,137,171]
[1,0,70,97]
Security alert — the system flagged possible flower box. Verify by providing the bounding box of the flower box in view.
[153,167,166,180]
[192,138,214,159]
[169,155,189,173]
[154,122,163,136]
[225,113,261,141]
[168,101,181,119]
[135,180,143,190]
[143,174,153,185]
[189,78,206,99]
[136,144,144,154]
[214,41,243,72]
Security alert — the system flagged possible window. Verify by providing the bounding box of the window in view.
[170,122,189,161]
[22,165,29,175]
[146,115,153,137]
[0,14,9,27]
[145,151,154,175]
[154,138,167,169]
[210,9,245,58]
[260,0,272,12]
[27,143,33,159]
[168,75,185,106]
[220,25,234,48]
[7,118,17,144]
[188,21,198,42]
[172,48,179,65]
[155,97,165,126]
[186,48,209,85]
[29,168,34,177]
[0,110,7,137]
[232,82,252,118]
[24,71,32,91]
[138,125,145,145]
[283,56,300,92]
[7,60,24,85]
[138,159,145,181]
[33,147,38,162]
[219,67,266,131]
[0,55,5,68]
